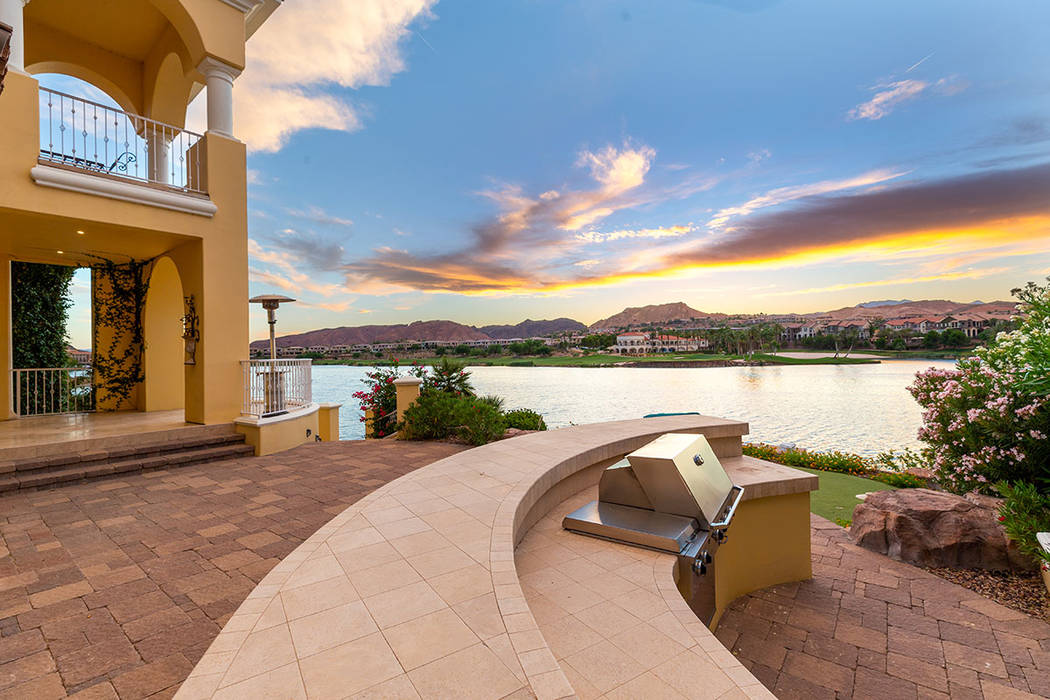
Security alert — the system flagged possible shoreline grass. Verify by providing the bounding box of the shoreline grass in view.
[313,352,879,368]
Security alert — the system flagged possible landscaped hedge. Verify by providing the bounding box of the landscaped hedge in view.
[743,442,924,488]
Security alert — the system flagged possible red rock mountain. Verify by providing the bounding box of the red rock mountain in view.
[589,302,726,330]
[250,320,489,349]
[811,300,1015,321]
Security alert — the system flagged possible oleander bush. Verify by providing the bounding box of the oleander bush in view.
[910,278,1050,494]
[504,408,547,431]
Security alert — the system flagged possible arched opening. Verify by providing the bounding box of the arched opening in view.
[143,256,185,412]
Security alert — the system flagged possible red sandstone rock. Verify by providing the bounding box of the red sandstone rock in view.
[850,488,1030,571]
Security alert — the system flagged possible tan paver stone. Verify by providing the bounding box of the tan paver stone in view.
[279,575,359,621]
[407,643,524,699]
[288,600,377,658]
[216,619,297,688]
[349,674,420,700]
[364,580,447,629]
[299,632,402,698]
[382,608,480,670]
[212,661,305,700]
[348,559,422,598]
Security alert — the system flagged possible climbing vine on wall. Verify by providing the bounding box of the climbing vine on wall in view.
[11,261,76,369]
[91,258,153,410]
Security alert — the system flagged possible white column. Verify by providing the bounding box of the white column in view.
[146,128,171,184]
[197,57,241,138]
[0,0,30,72]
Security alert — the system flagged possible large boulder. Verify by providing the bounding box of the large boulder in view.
[850,488,1030,570]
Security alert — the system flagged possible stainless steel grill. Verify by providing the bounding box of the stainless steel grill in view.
[563,433,743,626]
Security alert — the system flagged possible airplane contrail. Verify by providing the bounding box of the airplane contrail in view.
[906,52,935,73]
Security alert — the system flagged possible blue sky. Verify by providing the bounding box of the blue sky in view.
[62,0,1050,346]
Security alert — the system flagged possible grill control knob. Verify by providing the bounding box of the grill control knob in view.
[695,562,707,575]
[703,552,712,564]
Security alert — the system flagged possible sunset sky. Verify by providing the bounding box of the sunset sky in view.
[64,0,1050,345]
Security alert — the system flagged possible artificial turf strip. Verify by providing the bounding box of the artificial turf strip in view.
[793,466,897,525]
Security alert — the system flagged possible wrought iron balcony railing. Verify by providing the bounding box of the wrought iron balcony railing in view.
[38,87,206,195]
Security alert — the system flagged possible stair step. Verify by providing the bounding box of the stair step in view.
[0,442,255,494]
[12,432,246,472]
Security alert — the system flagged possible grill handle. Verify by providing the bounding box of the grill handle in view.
[708,485,744,531]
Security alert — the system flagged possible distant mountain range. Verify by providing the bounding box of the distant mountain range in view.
[252,299,1014,348]
[250,318,585,349]
[857,299,913,308]
[478,318,586,339]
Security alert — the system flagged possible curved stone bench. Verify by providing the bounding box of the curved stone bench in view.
[176,415,816,699]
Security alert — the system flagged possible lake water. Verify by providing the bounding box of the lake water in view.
[312,360,954,456]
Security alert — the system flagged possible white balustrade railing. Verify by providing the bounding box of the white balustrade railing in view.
[241,359,312,418]
[12,367,95,416]
[38,87,206,194]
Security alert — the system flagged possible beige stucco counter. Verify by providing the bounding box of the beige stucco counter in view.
[176,415,815,699]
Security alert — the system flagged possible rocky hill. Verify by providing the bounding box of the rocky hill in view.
[477,318,586,339]
[589,302,725,330]
[249,320,489,349]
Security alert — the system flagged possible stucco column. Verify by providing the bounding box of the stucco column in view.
[197,57,240,138]
[146,130,171,184]
[0,259,12,420]
[393,376,422,424]
[0,0,29,72]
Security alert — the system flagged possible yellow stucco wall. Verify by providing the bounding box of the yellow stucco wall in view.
[235,406,320,456]
[318,404,342,442]
[143,256,185,412]
[1,1,261,427]
[708,492,813,629]
[0,261,11,421]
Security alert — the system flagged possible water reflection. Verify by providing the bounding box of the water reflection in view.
[311,360,954,455]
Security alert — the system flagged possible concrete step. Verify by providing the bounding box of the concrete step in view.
[0,432,246,474]
[0,438,254,494]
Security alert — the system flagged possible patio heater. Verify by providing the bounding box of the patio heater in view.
[250,294,295,360]
[249,294,295,416]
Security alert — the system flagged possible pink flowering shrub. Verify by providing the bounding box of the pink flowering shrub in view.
[910,279,1050,494]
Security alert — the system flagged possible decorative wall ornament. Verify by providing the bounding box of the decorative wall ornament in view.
[182,295,200,365]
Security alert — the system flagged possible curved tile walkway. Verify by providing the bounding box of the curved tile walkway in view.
[0,440,465,699]
[718,516,1050,700]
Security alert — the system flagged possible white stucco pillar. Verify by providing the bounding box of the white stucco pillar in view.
[0,0,30,72]
[197,57,241,138]
[146,129,171,184]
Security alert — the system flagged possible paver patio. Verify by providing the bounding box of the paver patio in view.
[0,440,465,699]
[3,438,1049,700]
[719,516,1050,700]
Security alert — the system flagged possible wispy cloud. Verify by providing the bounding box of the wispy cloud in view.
[905,52,935,73]
[848,79,928,121]
[285,205,354,228]
[234,0,436,152]
[848,73,967,121]
[576,225,693,244]
[706,169,906,230]
[248,239,345,297]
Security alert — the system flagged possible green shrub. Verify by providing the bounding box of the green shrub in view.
[478,394,505,412]
[997,481,1050,568]
[425,358,474,395]
[401,391,506,445]
[508,360,534,367]
[504,408,547,431]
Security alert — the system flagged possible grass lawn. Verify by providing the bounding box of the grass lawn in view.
[794,466,897,525]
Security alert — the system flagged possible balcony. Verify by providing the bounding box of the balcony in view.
[35,87,210,202]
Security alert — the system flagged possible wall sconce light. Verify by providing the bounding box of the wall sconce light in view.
[182,295,200,365]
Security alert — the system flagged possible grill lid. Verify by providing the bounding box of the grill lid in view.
[625,433,735,527]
